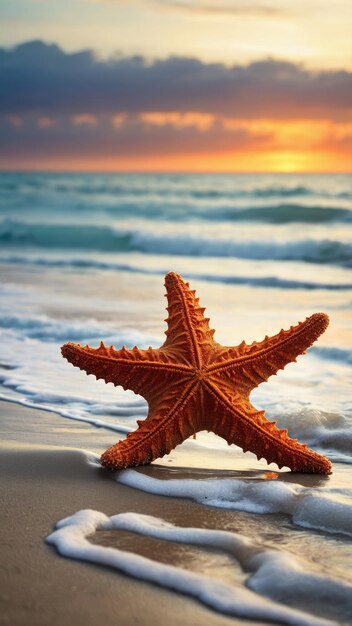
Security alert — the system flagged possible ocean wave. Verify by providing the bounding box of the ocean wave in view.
[273,407,352,462]
[203,204,352,223]
[191,185,313,199]
[312,346,352,365]
[187,272,352,290]
[70,202,352,224]
[2,254,351,290]
[337,191,352,200]
[0,219,351,266]
[103,203,352,224]
[0,219,130,252]
[2,187,351,224]
[52,183,315,199]
[0,313,157,345]
[1,175,346,202]
[0,177,315,198]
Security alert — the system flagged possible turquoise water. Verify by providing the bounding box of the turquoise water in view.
[0,173,351,268]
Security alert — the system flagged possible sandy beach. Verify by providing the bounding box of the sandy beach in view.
[1,399,351,626]
[1,401,274,626]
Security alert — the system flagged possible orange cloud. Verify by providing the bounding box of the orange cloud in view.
[2,42,351,172]
[71,114,98,126]
[37,116,57,128]
[112,113,127,127]
[140,112,214,131]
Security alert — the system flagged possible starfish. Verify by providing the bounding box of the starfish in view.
[61,272,332,474]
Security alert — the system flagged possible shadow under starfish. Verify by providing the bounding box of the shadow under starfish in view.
[61,272,332,475]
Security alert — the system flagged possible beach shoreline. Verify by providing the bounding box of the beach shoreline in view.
[1,386,352,626]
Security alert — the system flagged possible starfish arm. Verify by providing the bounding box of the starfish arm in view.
[208,313,329,391]
[162,272,216,367]
[61,341,191,400]
[204,381,332,474]
[100,380,199,469]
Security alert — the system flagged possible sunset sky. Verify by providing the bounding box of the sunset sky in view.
[1,0,352,172]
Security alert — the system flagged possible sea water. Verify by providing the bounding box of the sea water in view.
[1,172,351,624]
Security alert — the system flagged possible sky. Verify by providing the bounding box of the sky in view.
[1,0,352,172]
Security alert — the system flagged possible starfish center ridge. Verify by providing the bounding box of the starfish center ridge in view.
[194,368,206,381]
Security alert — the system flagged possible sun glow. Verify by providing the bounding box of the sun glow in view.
[3,112,351,173]
[6,149,349,173]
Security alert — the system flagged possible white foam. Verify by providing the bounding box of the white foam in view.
[2,254,351,291]
[47,509,350,626]
[116,470,352,537]
[259,404,352,463]
[0,310,159,345]
[0,303,151,434]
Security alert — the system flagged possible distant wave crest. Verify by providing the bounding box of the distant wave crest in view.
[0,312,157,345]
[2,255,351,291]
[0,219,351,267]
[204,204,352,224]
[312,346,352,365]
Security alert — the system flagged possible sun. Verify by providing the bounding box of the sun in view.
[267,151,311,173]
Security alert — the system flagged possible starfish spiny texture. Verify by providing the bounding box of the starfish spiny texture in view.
[61,272,332,474]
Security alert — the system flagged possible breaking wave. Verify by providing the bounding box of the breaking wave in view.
[1,220,351,266]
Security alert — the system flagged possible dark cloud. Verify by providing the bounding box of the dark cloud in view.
[1,41,351,121]
[0,114,272,160]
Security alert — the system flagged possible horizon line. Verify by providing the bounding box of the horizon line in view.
[1,169,351,176]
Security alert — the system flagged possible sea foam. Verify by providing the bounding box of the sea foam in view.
[116,470,352,537]
[1,254,351,290]
[47,509,351,626]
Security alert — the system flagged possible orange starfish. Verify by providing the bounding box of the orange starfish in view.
[61,272,332,474]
